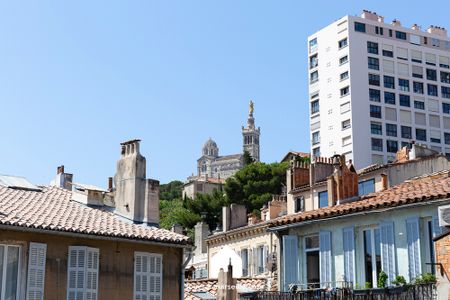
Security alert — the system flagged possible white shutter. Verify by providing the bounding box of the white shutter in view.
[86,248,99,300]
[342,227,355,284]
[67,246,99,300]
[263,245,268,272]
[319,231,332,287]
[380,222,396,284]
[282,235,298,291]
[134,252,162,300]
[27,242,47,300]
[406,218,421,281]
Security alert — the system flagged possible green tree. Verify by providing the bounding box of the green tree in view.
[159,180,183,201]
[159,199,200,231]
[243,150,255,166]
[184,189,226,231]
[224,161,288,214]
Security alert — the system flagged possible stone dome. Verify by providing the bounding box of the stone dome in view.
[203,138,217,149]
[202,138,219,157]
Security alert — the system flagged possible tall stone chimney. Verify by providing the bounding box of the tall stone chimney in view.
[114,139,160,226]
[194,221,210,256]
[50,165,73,190]
[327,155,358,205]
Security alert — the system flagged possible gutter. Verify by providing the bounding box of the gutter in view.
[181,247,194,300]
[0,224,194,250]
[268,198,450,232]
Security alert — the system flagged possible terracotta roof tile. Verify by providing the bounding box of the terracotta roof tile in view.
[270,171,450,227]
[0,185,190,245]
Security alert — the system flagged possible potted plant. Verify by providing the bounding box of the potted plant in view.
[389,275,407,294]
[352,283,370,296]
[371,271,388,295]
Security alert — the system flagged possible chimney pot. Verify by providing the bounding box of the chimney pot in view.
[108,177,113,191]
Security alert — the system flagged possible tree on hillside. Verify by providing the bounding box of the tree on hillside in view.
[159,180,183,201]
[160,199,200,232]
[224,162,288,214]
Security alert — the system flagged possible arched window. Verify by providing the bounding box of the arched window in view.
[201,161,207,173]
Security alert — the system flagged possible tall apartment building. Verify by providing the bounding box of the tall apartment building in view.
[308,10,450,168]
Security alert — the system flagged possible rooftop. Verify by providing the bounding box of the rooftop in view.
[271,170,450,228]
[0,184,190,246]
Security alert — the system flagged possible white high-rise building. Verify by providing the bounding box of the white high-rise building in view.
[308,10,450,168]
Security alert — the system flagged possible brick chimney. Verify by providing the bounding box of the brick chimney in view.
[289,160,310,189]
[222,204,247,232]
[50,165,73,190]
[327,155,358,205]
[395,146,410,163]
[114,139,160,226]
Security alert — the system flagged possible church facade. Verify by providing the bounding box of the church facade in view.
[182,101,260,199]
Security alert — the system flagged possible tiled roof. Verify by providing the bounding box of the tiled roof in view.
[270,171,450,228]
[184,278,268,299]
[0,185,190,245]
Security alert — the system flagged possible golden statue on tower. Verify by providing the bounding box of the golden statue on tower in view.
[249,100,254,116]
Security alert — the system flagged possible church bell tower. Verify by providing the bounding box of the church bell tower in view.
[242,100,260,162]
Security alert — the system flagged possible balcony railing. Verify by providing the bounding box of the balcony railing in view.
[239,283,436,300]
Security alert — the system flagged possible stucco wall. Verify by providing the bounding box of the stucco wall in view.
[435,234,450,300]
[0,229,183,300]
[282,200,450,287]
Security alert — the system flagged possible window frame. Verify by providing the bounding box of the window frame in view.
[134,252,163,300]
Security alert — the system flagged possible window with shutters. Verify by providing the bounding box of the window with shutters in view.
[134,252,162,300]
[343,228,355,284]
[304,235,320,286]
[67,246,99,300]
[241,249,249,277]
[282,236,299,291]
[362,227,382,288]
[406,218,421,281]
[0,244,21,300]
[27,242,47,300]
[256,245,267,274]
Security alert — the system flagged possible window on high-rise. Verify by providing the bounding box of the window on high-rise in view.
[398,78,410,92]
[309,54,318,69]
[386,140,398,153]
[445,133,450,145]
[367,42,378,54]
[369,89,381,102]
[369,74,380,86]
[311,100,319,114]
[395,31,407,40]
[371,122,382,135]
[382,49,393,57]
[413,81,424,94]
[355,22,366,33]
[443,103,450,114]
[370,105,381,118]
[428,84,438,96]
[312,147,320,157]
[309,38,317,53]
[426,69,437,81]
[312,131,320,145]
[371,138,383,151]
[368,57,379,70]
[342,119,351,130]
[384,75,395,89]
[340,71,349,81]
[414,100,425,110]
[442,87,450,99]
[340,86,350,97]
[399,94,410,107]
[441,71,450,84]
[416,128,427,141]
[339,55,348,65]
[401,126,412,139]
[338,38,348,49]
[375,26,384,35]
[310,71,319,84]
[384,92,395,104]
[386,123,397,137]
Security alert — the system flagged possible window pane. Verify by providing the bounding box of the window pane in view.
[305,235,320,249]
[5,246,19,300]
[374,229,382,281]
[364,230,373,287]
[319,191,328,208]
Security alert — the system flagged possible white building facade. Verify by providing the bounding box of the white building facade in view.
[308,10,450,168]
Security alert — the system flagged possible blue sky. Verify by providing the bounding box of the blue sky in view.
[1,1,448,186]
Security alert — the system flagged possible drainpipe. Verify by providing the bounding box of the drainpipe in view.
[181,246,194,300]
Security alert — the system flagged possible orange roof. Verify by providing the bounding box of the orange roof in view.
[0,185,190,245]
[270,171,450,228]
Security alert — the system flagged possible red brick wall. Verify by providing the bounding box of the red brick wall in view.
[435,234,450,300]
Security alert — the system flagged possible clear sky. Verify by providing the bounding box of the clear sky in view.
[1,1,449,187]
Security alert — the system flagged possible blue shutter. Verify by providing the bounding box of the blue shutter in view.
[406,217,421,281]
[380,221,396,284]
[282,235,299,291]
[342,227,355,285]
[432,216,442,237]
[319,231,332,287]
